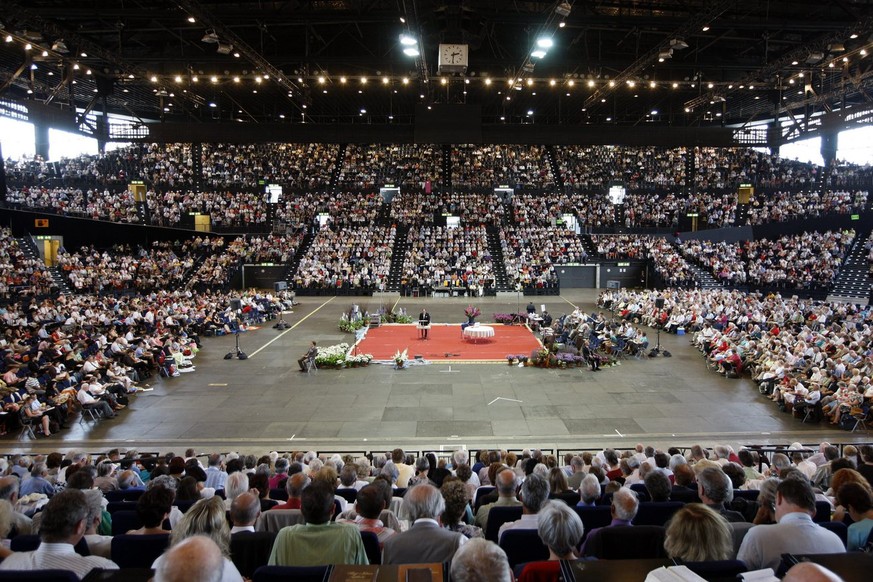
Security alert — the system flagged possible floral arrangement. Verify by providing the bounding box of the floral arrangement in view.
[346,354,373,366]
[393,348,409,369]
[314,342,373,368]
[338,317,366,333]
[493,312,527,324]
[381,312,414,324]
[464,306,481,319]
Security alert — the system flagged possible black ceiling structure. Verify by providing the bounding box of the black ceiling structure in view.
[2,1,873,146]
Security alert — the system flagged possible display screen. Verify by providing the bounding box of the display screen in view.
[266,184,282,204]
[608,184,626,205]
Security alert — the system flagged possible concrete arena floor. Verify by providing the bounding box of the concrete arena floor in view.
[5,290,869,457]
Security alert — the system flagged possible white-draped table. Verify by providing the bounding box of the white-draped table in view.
[463,325,495,342]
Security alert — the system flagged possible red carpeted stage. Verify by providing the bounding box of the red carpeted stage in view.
[355,323,543,362]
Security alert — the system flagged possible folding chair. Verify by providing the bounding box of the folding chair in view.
[18,410,37,440]
[79,405,102,424]
[849,406,871,433]
[305,356,318,375]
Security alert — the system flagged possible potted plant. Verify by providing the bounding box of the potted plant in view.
[393,348,409,370]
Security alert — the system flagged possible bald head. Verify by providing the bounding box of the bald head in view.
[495,469,517,497]
[0,477,19,502]
[229,492,260,527]
[154,535,223,582]
[782,563,843,582]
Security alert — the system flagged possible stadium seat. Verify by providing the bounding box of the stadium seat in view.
[111,534,171,568]
[818,521,848,548]
[498,529,550,568]
[110,510,142,536]
[0,571,79,582]
[633,501,685,526]
[360,530,381,565]
[484,505,523,542]
[231,531,278,578]
[584,525,667,559]
[253,566,331,582]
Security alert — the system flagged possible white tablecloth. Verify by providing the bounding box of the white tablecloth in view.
[463,325,495,340]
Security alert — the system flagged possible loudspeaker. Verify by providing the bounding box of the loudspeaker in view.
[229,298,242,311]
[655,297,665,309]
[274,281,287,292]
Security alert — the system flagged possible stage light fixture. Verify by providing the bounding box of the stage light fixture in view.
[531,49,547,59]
[403,47,420,57]
[202,30,219,43]
[400,34,417,46]
[669,38,688,50]
[536,37,553,49]
[216,42,233,55]
[51,39,68,53]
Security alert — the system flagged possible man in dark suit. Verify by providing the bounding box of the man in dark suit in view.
[298,341,318,371]
[382,484,466,564]
[230,492,276,578]
[418,308,431,339]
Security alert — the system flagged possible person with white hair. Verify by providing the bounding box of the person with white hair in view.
[382,484,466,564]
[577,474,601,507]
[452,449,480,486]
[580,487,639,556]
[518,501,586,581]
[450,538,511,582]
[223,472,249,511]
[498,472,550,542]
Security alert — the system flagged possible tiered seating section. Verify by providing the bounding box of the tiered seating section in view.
[599,287,873,428]
[0,442,866,579]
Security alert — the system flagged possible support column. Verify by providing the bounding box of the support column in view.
[34,123,50,160]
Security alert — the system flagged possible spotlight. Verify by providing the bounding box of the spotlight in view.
[201,30,220,44]
[536,37,554,49]
[555,2,572,17]
[51,39,69,53]
[669,38,689,50]
[403,47,420,57]
[531,49,547,59]
[399,34,417,46]
[216,42,234,55]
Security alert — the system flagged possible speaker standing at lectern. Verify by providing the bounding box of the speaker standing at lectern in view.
[418,308,431,339]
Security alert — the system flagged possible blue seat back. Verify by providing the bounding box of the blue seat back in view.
[110,534,171,568]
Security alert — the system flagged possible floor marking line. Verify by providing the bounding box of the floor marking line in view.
[614,429,624,437]
[488,397,523,405]
[392,295,402,312]
[247,297,335,359]
[559,296,579,309]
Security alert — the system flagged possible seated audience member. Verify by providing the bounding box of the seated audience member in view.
[518,501,586,582]
[644,471,673,503]
[580,487,639,556]
[224,471,249,510]
[129,486,174,535]
[548,467,580,506]
[383,483,467,565]
[337,483,396,547]
[271,472,309,510]
[230,492,261,533]
[269,481,368,566]
[19,462,55,497]
[498,472,550,542]
[0,489,119,578]
[782,562,845,582]
[152,496,243,581]
[697,467,745,522]
[0,500,13,559]
[738,478,845,571]
[836,482,873,551]
[451,538,512,582]
[82,489,113,559]
[752,478,780,525]
[577,474,601,507]
[441,480,483,539]
[0,476,33,534]
[154,535,225,582]
[474,468,520,530]
[663,503,733,562]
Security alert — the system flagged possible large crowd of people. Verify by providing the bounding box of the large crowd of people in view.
[450,145,554,191]
[294,225,395,290]
[339,144,440,190]
[400,225,494,294]
[0,441,867,579]
[599,287,873,428]
[501,227,586,290]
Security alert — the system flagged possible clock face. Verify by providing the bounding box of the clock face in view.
[439,44,468,67]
